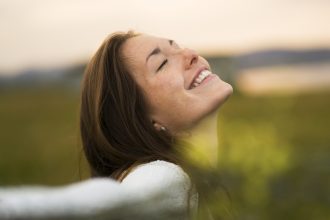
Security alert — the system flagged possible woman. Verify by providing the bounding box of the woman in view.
[0,31,233,219]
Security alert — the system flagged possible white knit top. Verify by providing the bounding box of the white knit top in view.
[0,160,198,219]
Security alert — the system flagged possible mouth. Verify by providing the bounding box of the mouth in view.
[188,67,213,90]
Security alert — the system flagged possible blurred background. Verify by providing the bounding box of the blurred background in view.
[0,0,329,219]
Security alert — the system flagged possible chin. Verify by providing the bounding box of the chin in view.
[222,82,234,99]
[178,83,233,132]
[212,79,233,101]
[207,81,233,113]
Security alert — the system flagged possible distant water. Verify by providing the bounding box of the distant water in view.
[236,62,330,95]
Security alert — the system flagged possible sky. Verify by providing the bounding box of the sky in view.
[1,0,330,74]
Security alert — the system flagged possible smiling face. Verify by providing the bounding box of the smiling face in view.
[121,34,233,133]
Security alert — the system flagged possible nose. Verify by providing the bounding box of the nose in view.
[181,48,199,70]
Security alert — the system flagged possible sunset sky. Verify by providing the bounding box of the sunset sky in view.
[1,0,330,74]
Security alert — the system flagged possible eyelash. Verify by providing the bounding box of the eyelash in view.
[157,59,168,72]
[155,41,179,72]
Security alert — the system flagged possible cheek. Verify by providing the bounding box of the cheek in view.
[150,74,183,95]
[145,76,185,112]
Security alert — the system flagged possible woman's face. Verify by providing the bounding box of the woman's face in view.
[121,34,233,133]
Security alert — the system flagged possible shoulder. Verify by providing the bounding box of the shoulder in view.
[121,160,193,214]
[121,160,192,195]
[120,160,196,217]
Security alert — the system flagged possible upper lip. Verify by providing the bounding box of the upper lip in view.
[188,66,209,90]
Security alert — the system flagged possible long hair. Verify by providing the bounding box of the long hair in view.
[79,31,180,180]
[79,31,233,219]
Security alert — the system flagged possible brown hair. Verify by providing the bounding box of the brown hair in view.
[79,31,232,219]
[79,31,180,181]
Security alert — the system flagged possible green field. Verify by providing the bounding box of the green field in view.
[0,87,88,185]
[0,86,329,219]
[216,91,330,220]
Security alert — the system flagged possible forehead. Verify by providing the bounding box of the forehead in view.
[121,34,166,63]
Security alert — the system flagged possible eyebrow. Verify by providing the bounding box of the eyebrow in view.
[146,47,161,63]
[145,40,173,63]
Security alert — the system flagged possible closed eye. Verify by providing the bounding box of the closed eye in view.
[157,59,168,72]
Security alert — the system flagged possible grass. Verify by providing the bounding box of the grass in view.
[215,91,330,220]
[0,87,87,185]
[0,86,329,219]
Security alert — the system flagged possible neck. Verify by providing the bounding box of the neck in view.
[181,111,219,168]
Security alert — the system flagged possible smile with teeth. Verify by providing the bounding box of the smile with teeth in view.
[191,69,212,89]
